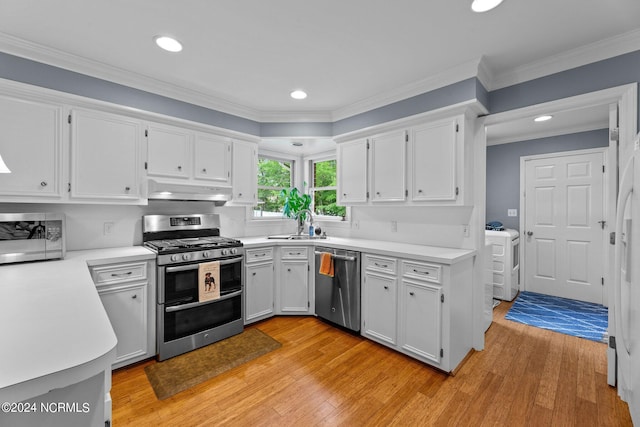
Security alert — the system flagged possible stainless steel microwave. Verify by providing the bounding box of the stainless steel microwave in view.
[0,213,66,264]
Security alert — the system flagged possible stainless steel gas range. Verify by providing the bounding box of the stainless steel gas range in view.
[142,214,244,361]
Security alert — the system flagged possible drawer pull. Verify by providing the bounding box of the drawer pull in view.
[290,252,302,256]
[413,269,429,275]
[383,285,389,290]
[131,294,137,299]
[252,272,256,276]
[409,292,415,296]
[254,253,267,257]
[374,262,388,268]
[41,181,48,187]
[111,271,133,277]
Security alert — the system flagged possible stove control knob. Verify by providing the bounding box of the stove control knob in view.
[221,249,229,256]
[230,248,238,255]
[170,254,179,262]
[203,251,211,258]
[182,253,191,261]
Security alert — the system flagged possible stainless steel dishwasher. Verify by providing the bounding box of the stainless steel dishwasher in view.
[314,247,361,332]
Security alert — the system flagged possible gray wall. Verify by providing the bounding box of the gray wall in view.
[486,129,609,230]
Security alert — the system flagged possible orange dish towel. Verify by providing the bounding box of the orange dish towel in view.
[319,252,334,277]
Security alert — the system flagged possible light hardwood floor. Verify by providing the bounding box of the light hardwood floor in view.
[111,301,633,426]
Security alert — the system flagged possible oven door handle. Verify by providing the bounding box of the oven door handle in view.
[164,289,243,312]
[165,256,244,273]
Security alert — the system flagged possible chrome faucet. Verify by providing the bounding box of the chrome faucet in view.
[296,209,314,235]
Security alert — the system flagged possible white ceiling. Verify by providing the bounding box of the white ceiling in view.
[0,0,639,124]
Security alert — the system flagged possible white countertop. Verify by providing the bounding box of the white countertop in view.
[241,236,475,264]
[0,246,155,402]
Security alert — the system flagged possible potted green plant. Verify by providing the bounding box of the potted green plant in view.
[280,187,312,233]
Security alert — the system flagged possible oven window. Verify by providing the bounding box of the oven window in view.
[164,295,242,342]
[165,268,199,305]
[220,258,242,294]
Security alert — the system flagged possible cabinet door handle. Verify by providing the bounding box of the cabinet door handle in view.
[40,181,48,187]
[409,292,415,296]
[287,268,291,272]
[202,168,207,173]
[131,294,137,299]
[238,193,243,197]
[418,189,423,193]
[376,191,380,196]
[177,165,182,171]
[111,271,133,277]
[383,285,389,290]
[343,193,347,197]
[252,272,256,276]
[125,186,131,191]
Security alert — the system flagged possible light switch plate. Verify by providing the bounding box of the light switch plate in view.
[507,209,518,217]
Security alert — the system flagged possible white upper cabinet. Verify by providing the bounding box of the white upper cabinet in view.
[335,113,469,206]
[370,129,406,202]
[337,138,368,204]
[146,122,232,186]
[409,118,458,202]
[194,133,231,185]
[146,122,191,179]
[70,108,143,202]
[231,139,257,204]
[0,94,63,199]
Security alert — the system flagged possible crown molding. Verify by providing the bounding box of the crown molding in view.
[331,58,486,122]
[257,110,332,123]
[489,28,640,91]
[0,32,264,122]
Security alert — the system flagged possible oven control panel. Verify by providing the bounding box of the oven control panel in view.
[159,247,244,265]
[170,216,202,226]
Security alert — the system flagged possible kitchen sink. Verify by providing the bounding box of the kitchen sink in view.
[267,234,327,240]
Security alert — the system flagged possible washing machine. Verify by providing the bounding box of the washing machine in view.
[485,229,520,301]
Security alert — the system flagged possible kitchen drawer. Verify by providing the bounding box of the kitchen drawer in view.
[246,247,274,263]
[401,260,441,283]
[91,261,148,286]
[281,246,308,259]
[364,254,397,275]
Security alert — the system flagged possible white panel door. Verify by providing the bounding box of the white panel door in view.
[523,150,605,304]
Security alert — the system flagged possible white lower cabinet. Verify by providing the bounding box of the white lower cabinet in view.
[361,253,473,373]
[277,246,311,314]
[244,247,275,324]
[362,255,398,345]
[90,260,156,369]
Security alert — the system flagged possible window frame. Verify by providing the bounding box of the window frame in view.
[305,153,348,222]
[252,152,296,220]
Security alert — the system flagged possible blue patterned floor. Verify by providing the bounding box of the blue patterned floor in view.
[505,291,608,342]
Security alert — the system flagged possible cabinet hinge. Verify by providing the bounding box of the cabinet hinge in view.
[308,301,310,308]
[308,265,310,272]
[366,191,370,199]
[405,133,409,142]
[366,140,370,149]
[455,187,459,196]
[455,124,459,132]
[441,294,444,303]
[145,129,148,137]
[602,165,605,173]
[144,161,148,170]
[105,421,111,427]
[440,348,444,358]
[67,114,72,124]
[405,189,408,197]
[602,277,604,286]
[228,171,230,177]
[68,182,71,192]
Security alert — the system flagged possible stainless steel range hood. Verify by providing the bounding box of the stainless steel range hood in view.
[147,179,232,204]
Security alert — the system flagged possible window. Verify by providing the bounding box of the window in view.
[254,156,293,218]
[310,159,346,219]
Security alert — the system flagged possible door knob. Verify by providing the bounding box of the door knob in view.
[527,231,533,236]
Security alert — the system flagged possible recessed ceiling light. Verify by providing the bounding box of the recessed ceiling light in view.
[154,35,183,53]
[290,90,307,100]
[471,0,504,13]
[534,115,553,122]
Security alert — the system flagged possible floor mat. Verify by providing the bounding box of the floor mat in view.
[505,291,608,342]
[145,328,281,400]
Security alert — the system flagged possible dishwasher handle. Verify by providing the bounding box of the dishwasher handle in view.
[314,251,357,262]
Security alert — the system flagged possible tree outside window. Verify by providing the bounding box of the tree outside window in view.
[254,156,292,217]
[311,159,346,218]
